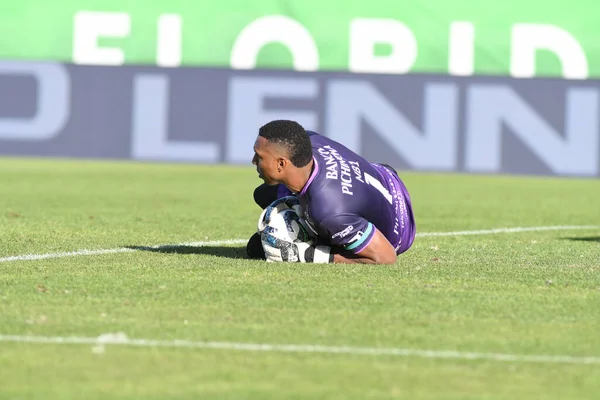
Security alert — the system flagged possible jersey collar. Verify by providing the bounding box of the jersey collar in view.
[299,156,319,196]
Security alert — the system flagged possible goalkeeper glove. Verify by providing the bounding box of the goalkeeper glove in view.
[261,231,333,263]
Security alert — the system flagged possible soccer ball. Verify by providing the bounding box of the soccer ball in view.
[258,197,313,244]
[264,208,313,243]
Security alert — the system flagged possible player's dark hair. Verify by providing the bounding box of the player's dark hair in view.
[258,120,313,167]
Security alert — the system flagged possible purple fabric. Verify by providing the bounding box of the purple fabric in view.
[271,131,416,255]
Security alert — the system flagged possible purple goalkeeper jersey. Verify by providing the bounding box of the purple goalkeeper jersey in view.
[277,131,416,255]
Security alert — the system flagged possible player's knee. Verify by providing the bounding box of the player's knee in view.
[253,184,279,209]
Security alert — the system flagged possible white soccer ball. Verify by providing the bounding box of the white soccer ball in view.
[258,197,313,244]
[265,208,313,243]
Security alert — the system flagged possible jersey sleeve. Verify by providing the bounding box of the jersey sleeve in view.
[318,214,375,254]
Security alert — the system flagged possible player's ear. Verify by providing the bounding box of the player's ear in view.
[277,157,286,172]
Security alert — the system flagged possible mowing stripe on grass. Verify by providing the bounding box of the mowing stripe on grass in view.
[0,334,599,365]
[0,225,597,263]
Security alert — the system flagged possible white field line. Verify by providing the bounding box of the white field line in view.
[0,225,597,264]
[416,225,599,237]
[0,239,247,263]
[0,334,599,365]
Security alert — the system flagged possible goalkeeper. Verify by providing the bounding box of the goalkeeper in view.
[246,120,416,265]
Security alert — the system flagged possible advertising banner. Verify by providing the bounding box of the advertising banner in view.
[0,1,596,78]
[0,61,598,177]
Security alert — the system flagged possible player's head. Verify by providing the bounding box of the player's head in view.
[252,120,313,185]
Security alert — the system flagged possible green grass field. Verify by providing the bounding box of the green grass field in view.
[0,157,599,400]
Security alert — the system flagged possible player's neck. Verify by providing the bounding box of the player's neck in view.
[286,158,315,194]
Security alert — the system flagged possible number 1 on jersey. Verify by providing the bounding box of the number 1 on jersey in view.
[364,172,393,204]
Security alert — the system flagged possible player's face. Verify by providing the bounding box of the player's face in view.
[252,136,286,185]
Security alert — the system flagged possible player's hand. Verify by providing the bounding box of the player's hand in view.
[261,231,332,264]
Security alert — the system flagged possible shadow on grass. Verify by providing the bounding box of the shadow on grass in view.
[563,236,600,243]
[126,244,248,259]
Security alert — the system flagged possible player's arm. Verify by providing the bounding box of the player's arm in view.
[260,210,397,265]
[253,183,294,209]
[321,216,397,265]
[331,227,396,264]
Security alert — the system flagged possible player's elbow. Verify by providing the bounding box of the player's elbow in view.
[360,235,398,264]
[378,255,397,265]
[373,249,397,265]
